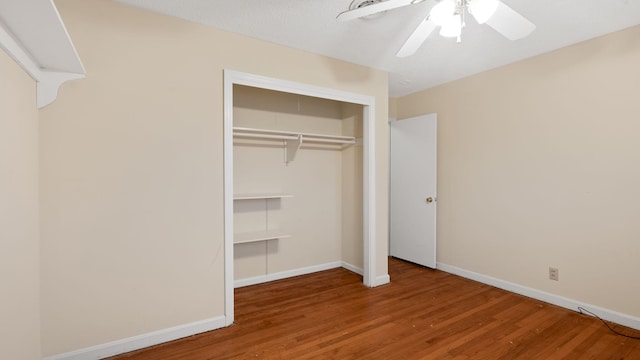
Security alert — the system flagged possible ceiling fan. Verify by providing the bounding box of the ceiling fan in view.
[337,0,536,57]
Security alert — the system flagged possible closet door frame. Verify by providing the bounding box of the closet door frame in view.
[223,69,377,325]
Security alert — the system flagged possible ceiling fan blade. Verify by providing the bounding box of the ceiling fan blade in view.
[337,0,417,21]
[485,1,536,40]
[396,18,436,57]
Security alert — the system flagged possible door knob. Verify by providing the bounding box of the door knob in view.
[426,197,434,203]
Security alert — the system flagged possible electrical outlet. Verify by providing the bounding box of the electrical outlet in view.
[549,267,559,281]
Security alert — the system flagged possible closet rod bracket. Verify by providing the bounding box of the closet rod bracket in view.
[284,134,303,165]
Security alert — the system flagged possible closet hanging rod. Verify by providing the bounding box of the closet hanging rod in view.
[233,127,356,145]
[234,132,355,145]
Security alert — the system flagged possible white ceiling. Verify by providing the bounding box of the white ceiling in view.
[114,0,640,97]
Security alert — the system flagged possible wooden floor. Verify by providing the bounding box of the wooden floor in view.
[111,258,640,359]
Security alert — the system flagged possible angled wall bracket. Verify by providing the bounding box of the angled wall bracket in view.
[36,70,85,108]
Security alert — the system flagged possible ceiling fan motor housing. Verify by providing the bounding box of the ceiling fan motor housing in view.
[349,0,388,19]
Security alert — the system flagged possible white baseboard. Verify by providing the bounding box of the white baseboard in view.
[374,274,391,287]
[234,261,379,288]
[235,261,344,288]
[340,261,390,287]
[437,262,640,331]
[42,316,226,360]
[341,261,363,275]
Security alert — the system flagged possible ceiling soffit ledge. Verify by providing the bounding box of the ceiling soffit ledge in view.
[0,0,85,109]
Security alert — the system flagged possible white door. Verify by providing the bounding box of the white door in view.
[390,114,437,268]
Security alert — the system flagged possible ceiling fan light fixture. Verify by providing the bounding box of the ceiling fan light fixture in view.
[468,0,499,24]
[429,0,456,26]
[439,13,462,37]
[337,0,537,57]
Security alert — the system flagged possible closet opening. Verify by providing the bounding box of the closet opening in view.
[223,70,376,325]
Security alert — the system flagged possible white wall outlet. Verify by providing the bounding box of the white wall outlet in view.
[549,267,559,281]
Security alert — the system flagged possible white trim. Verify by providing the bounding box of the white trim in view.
[42,316,226,360]
[362,94,377,287]
[437,262,640,331]
[223,70,235,326]
[387,117,395,254]
[223,69,379,326]
[374,274,391,287]
[235,261,343,288]
[341,261,364,276]
[224,70,375,105]
[235,261,366,288]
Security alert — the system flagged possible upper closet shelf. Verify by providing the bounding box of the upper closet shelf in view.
[233,127,356,164]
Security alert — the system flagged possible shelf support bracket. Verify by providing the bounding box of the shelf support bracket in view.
[284,134,303,165]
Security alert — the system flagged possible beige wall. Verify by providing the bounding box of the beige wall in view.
[388,98,397,119]
[0,50,40,358]
[39,0,388,355]
[341,103,364,268]
[395,25,640,318]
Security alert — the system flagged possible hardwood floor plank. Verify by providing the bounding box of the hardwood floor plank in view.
[110,258,640,359]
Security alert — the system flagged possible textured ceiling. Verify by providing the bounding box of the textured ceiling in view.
[114,0,640,97]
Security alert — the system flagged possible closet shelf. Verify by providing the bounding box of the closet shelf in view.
[233,127,356,164]
[234,193,293,200]
[233,127,356,145]
[234,230,291,244]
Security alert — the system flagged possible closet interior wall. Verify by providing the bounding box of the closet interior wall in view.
[233,85,363,282]
[340,103,364,269]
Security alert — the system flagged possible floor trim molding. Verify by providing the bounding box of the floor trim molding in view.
[341,261,364,276]
[234,261,344,288]
[374,274,391,286]
[234,261,375,288]
[42,316,226,360]
[437,262,640,331]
